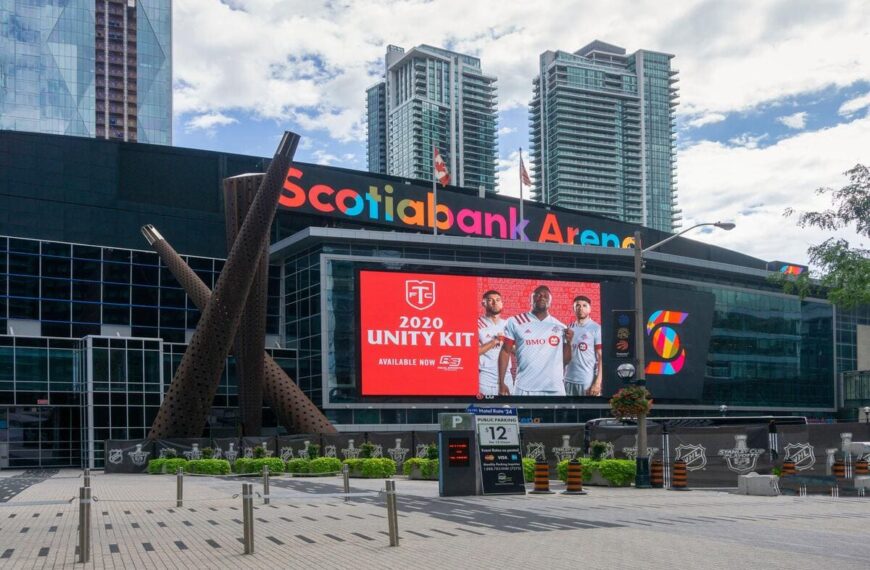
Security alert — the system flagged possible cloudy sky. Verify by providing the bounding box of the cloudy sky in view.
[172,0,870,266]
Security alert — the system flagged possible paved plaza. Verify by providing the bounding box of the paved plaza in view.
[0,469,868,569]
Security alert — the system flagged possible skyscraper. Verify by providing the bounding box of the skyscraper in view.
[366,44,498,192]
[0,0,172,145]
[530,41,679,232]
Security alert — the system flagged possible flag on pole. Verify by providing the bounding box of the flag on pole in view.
[519,153,532,187]
[433,147,450,186]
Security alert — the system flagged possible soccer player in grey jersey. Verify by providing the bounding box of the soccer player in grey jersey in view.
[563,295,603,396]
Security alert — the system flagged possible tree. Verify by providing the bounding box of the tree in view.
[781,164,870,308]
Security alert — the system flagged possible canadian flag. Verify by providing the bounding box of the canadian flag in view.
[433,147,450,186]
[519,154,532,186]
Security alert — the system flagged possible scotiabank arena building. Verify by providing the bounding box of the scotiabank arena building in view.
[1,131,869,468]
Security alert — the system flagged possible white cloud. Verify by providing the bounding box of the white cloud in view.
[777,111,808,129]
[312,149,341,166]
[727,133,768,149]
[686,113,727,128]
[175,1,870,144]
[499,126,517,135]
[839,92,870,116]
[184,112,238,134]
[678,115,870,266]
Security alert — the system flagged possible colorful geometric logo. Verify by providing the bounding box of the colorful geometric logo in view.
[645,310,689,375]
[779,264,805,275]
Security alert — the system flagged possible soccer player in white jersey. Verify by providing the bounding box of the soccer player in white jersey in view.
[478,290,509,396]
[497,285,571,396]
[563,295,603,396]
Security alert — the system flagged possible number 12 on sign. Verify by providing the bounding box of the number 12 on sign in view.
[478,423,519,446]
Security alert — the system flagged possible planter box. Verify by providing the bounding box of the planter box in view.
[407,465,438,481]
[584,471,630,487]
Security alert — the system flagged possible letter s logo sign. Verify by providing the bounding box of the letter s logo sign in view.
[645,310,688,376]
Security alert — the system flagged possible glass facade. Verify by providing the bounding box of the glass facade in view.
[0,334,295,468]
[0,0,171,144]
[530,41,678,232]
[277,234,839,425]
[368,44,498,192]
[0,0,96,137]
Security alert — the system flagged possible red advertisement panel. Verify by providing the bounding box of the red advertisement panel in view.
[359,270,601,397]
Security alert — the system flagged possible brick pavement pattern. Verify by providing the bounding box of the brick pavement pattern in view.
[0,469,868,569]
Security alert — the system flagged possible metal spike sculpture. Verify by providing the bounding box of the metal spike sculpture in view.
[224,173,267,435]
[148,132,305,438]
[141,224,336,435]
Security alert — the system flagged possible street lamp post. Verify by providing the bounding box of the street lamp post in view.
[632,221,735,489]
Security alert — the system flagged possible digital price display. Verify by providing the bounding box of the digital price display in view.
[448,438,471,467]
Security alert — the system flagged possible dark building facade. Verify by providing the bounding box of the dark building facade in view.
[0,130,867,468]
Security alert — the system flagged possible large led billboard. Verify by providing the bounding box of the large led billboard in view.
[359,270,601,397]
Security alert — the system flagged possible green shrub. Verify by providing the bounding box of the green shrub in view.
[344,458,397,478]
[522,458,536,482]
[597,459,636,486]
[147,458,166,474]
[233,457,251,474]
[201,447,215,460]
[307,443,320,459]
[589,441,609,461]
[309,457,342,474]
[286,458,310,474]
[360,442,376,459]
[187,459,231,475]
[163,458,188,473]
[403,458,439,479]
[162,448,177,459]
[252,445,267,459]
[557,458,635,486]
[426,443,438,460]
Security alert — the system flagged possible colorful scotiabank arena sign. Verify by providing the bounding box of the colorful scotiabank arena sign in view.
[359,270,600,397]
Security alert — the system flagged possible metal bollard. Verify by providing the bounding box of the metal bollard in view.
[176,467,183,507]
[262,465,270,505]
[385,480,399,547]
[83,468,91,488]
[342,463,350,502]
[78,486,91,563]
[242,483,255,554]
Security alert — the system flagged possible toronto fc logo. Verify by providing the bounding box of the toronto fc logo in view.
[405,280,435,310]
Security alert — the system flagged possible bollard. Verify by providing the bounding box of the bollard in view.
[342,463,350,502]
[855,459,869,476]
[385,480,399,547]
[242,483,255,554]
[530,460,554,494]
[650,460,664,488]
[670,459,690,491]
[263,465,270,505]
[83,468,91,488]
[562,460,587,495]
[781,460,796,476]
[176,467,184,507]
[78,486,91,563]
[833,459,846,479]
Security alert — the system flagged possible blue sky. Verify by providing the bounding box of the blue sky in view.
[171,0,870,265]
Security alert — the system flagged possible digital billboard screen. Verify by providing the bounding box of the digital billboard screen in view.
[358,270,602,397]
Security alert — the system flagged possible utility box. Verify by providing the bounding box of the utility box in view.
[438,413,478,496]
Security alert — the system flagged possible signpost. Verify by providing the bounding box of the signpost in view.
[469,406,526,495]
[437,413,478,497]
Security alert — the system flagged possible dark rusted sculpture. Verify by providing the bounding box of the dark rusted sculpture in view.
[147,132,299,439]
[141,226,336,434]
[224,174,267,435]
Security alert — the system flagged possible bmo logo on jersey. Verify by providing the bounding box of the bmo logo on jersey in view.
[645,310,689,376]
[405,280,435,310]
